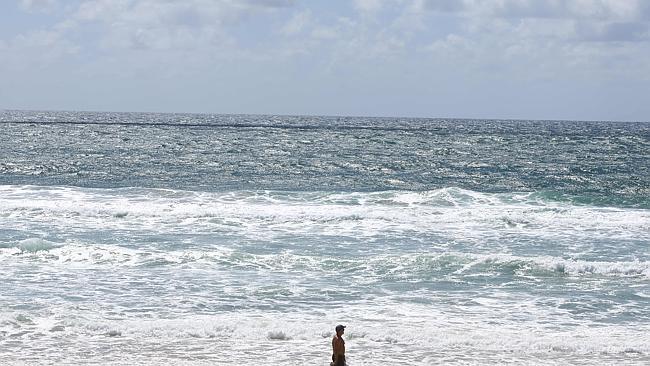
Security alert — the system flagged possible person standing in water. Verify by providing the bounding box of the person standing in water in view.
[331,324,346,366]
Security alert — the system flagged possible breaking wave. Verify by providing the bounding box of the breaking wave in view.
[1,185,648,240]
[2,241,647,279]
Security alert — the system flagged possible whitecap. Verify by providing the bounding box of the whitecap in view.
[267,330,291,340]
[18,238,58,253]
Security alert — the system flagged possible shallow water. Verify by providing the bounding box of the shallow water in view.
[1,111,649,365]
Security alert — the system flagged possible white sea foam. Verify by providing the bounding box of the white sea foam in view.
[1,186,648,242]
[2,240,647,279]
[2,308,648,365]
[451,253,650,277]
[1,185,648,365]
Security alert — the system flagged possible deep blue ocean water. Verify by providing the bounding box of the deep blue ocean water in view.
[1,111,649,365]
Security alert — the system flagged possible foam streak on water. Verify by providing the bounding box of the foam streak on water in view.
[1,112,649,365]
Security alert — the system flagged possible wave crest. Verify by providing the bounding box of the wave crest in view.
[3,243,647,279]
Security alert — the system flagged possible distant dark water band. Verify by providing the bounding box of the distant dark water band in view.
[3,120,649,135]
[1,120,434,133]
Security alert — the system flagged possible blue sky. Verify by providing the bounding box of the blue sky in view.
[1,0,649,121]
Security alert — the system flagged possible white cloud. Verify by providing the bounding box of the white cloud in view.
[281,10,312,36]
[1,0,302,75]
[416,0,464,13]
[412,0,650,82]
[417,0,648,21]
[1,28,79,71]
[354,0,384,14]
[310,26,340,40]
[20,0,58,12]
[422,17,650,83]
[425,33,472,55]
[74,0,130,22]
[65,0,299,50]
[242,0,296,8]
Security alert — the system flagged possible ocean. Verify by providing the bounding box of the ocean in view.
[1,110,648,365]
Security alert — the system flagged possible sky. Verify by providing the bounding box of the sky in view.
[1,0,649,121]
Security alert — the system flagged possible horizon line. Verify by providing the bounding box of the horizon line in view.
[1,108,647,124]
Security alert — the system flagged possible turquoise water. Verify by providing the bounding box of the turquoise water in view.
[1,111,649,365]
